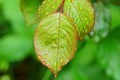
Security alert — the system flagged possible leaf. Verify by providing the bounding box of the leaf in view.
[56,57,112,80]
[0,0,35,34]
[97,30,120,80]
[109,4,120,30]
[0,35,32,62]
[56,67,87,80]
[38,0,63,21]
[80,65,113,80]
[0,60,9,72]
[110,26,120,40]
[0,0,23,23]
[21,0,43,26]
[63,0,95,40]
[90,2,111,43]
[73,41,97,66]
[34,13,78,77]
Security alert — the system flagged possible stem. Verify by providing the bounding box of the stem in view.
[42,70,51,80]
[59,0,65,13]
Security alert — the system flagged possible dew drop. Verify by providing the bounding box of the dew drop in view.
[42,61,46,65]
[67,6,70,9]
[85,29,88,33]
[44,54,48,59]
[41,43,44,46]
[54,61,57,68]
[80,7,83,11]
[85,17,87,21]
[52,6,55,9]
[65,40,67,42]
[47,36,50,39]
[48,65,51,69]
[45,12,49,15]
[94,35,100,43]
[43,1,45,4]
[60,59,64,63]
[48,59,50,62]
[106,68,112,75]
[90,31,95,36]
[91,15,94,18]
[87,22,89,26]
[52,41,57,48]
[91,23,93,26]
[52,40,55,43]
[75,47,77,50]
[68,0,71,2]
[37,55,42,61]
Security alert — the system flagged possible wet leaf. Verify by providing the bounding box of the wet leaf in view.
[21,0,43,26]
[38,0,63,21]
[34,13,78,77]
[64,0,95,40]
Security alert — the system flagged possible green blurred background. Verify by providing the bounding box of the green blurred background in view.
[0,0,120,80]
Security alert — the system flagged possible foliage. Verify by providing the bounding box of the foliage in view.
[0,0,120,80]
[34,0,94,77]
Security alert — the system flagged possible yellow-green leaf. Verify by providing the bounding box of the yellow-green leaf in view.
[34,13,78,77]
[64,0,95,40]
[38,0,63,20]
[21,0,43,26]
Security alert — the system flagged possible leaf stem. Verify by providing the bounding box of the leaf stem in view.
[42,69,51,80]
[59,0,65,13]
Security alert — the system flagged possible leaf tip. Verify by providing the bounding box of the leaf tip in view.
[54,74,57,78]
[79,37,84,42]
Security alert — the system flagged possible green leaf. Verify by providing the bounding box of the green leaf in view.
[97,31,120,80]
[73,41,97,66]
[90,2,111,43]
[34,13,78,77]
[38,0,63,20]
[21,0,43,26]
[109,4,120,30]
[0,0,23,27]
[56,59,112,80]
[111,26,120,40]
[0,0,35,34]
[64,0,95,40]
[56,67,87,80]
[0,60,9,72]
[79,65,113,80]
[0,35,32,62]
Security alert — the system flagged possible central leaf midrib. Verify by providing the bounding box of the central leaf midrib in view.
[56,13,61,73]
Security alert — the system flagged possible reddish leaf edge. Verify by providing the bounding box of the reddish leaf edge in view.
[34,12,78,78]
[37,0,64,22]
[63,0,95,41]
